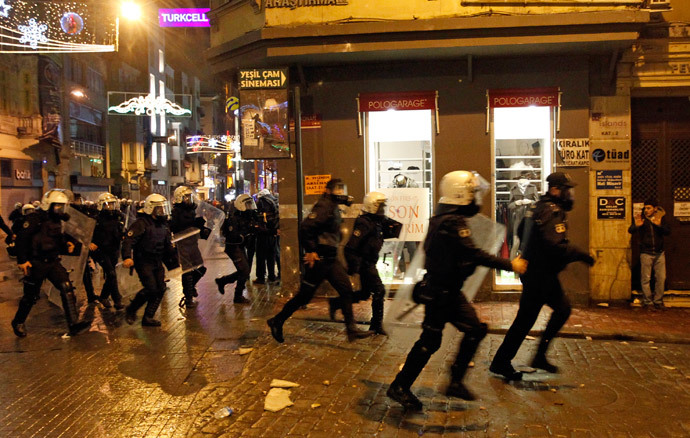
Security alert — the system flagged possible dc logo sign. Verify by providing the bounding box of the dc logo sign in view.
[592,149,606,162]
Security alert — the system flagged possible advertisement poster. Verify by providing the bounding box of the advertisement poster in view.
[595,170,623,190]
[589,140,631,170]
[304,174,331,195]
[556,138,589,167]
[378,188,430,242]
[590,96,631,140]
[597,196,626,220]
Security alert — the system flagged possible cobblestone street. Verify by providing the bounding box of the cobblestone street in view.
[1,257,689,437]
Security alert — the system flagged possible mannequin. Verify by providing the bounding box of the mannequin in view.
[508,178,538,258]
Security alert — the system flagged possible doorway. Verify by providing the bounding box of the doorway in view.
[632,97,690,290]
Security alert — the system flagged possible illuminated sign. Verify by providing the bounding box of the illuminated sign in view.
[238,68,288,90]
[265,0,349,8]
[186,135,240,154]
[158,8,210,27]
[107,92,192,117]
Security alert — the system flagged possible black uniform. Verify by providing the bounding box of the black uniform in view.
[255,195,280,283]
[122,214,179,326]
[328,213,401,334]
[491,193,593,375]
[170,203,209,308]
[216,207,259,302]
[389,204,514,407]
[267,194,373,343]
[11,209,87,336]
[91,209,125,308]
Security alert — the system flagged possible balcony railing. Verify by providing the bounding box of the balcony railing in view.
[71,140,106,158]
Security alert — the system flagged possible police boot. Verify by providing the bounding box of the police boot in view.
[125,291,147,325]
[387,382,423,411]
[215,273,237,295]
[267,316,284,343]
[179,273,197,309]
[11,320,27,337]
[142,295,163,327]
[234,287,250,304]
[12,296,34,337]
[489,360,523,381]
[346,324,374,342]
[445,365,476,401]
[60,287,90,336]
[327,297,341,321]
[369,298,388,336]
[531,339,559,373]
[111,290,125,310]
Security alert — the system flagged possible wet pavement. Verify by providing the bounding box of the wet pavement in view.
[1,256,690,437]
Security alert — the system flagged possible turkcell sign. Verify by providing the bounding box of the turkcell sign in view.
[159,9,210,28]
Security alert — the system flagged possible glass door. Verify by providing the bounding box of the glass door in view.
[365,109,434,286]
[493,105,553,288]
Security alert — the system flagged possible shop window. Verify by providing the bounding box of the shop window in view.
[364,101,435,286]
[32,162,42,180]
[493,105,553,287]
[0,159,10,178]
[171,160,179,176]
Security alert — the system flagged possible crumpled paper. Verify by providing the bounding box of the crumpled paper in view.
[264,388,294,412]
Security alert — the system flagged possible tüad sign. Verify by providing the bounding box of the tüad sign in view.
[159,9,210,27]
[265,0,349,8]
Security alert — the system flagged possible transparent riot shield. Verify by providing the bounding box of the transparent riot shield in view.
[386,214,506,324]
[196,202,226,260]
[116,262,142,301]
[124,204,138,230]
[172,227,203,273]
[44,206,97,308]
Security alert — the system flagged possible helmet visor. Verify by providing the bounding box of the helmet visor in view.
[473,172,490,206]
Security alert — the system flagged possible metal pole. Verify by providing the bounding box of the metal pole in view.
[294,85,304,257]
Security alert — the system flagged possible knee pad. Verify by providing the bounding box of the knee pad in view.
[419,329,443,354]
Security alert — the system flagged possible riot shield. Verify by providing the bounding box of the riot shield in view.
[172,227,203,273]
[44,206,96,308]
[196,202,226,260]
[124,204,138,230]
[386,213,506,324]
[116,262,143,301]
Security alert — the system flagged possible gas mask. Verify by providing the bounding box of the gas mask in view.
[49,203,69,221]
[329,184,353,206]
[559,187,575,211]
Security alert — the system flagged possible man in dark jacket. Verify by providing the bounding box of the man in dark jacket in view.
[490,172,595,381]
[387,171,527,410]
[11,189,89,337]
[628,199,670,308]
[122,194,179,327]
[329,191,402,335]
[90,193,125,310]
[267,179,374,343]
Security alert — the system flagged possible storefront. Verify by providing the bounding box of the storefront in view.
[0,157,43,218]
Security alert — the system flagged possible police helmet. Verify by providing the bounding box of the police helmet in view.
[143,193,170,218]
[438,170,489,206]
[40,189,71,211]
[22,204,35,215]
[173,186,197,205]
[97,193,120,211]
[362,191,387,214]
[234,194,256,212]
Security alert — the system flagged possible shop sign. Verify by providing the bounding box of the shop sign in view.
[304,174,331,195]
[289,114,321,131]
[595,170,623,190]
[674,202,690,217]
[597,196,626,220]
[238,68,288,90]
[378,188,430,242]
[265,0,348,9]
[589,140,630,170]
[14,169,31,180]
[358,91,437,112]
[556,138,589,167]
[590,96,630,140]
[488,87,559,108]
[158,9,210,27]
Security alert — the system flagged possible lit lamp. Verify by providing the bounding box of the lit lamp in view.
[120,1,142,21]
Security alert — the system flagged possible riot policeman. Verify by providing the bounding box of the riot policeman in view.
[122,194,179,326]
[170,186,209,309]
[215,194,259,303]
[254,188,280,284]
[90,193,125,310]
[11,189,90,337]
[329,191,402,335]
[71,194,98,303]
[490,172,595,380]
[387,171,527,410]
[267,178,374,343]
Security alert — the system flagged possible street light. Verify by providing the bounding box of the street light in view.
[120,1,142,21]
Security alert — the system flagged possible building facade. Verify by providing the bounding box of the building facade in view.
[207,0,688,301]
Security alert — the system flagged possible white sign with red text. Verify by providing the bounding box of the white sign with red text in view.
[378,188,430,242]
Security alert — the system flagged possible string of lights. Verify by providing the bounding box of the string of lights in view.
[0,0,117,53]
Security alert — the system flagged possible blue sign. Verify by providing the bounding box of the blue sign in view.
[596,170,623,190]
